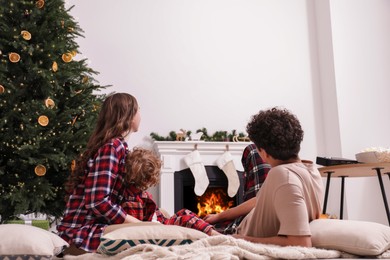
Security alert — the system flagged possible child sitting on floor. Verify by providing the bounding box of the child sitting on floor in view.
[122,147,219,236]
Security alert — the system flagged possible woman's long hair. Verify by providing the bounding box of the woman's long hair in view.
[65,93,139,196]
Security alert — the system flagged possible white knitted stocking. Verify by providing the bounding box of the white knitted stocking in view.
[184,150,209,196]
[216,151,239,197]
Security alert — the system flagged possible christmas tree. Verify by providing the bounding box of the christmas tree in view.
[0,0,107,222]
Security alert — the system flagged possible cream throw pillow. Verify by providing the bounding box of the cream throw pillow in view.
[98,222,207,255]
[0,224,68,259]
[310,219,390,256]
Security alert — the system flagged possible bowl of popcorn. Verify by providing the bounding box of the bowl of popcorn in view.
[355,147,390,163]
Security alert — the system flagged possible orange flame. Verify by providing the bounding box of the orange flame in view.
[197,188,234,218]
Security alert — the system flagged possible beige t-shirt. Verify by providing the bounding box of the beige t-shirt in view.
[236,161,324,237]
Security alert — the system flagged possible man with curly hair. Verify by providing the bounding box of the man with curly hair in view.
[204,107,324,247]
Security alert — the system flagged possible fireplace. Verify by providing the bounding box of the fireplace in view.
[174,166,244,216]
[153,141,249,215]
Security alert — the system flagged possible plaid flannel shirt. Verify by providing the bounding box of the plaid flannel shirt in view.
[57,138,129,252]
[121,185,157,221]
[242,144,271,201]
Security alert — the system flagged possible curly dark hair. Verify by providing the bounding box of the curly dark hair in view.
[124,147,162,191]
[246,107,304,161]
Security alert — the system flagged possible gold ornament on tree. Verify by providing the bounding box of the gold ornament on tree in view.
[62,53,73,63]
[34,164,46,176]
[36,0,45,9]
[71,50,77,57]
[82,76,89,84]
[21,30,32,40]
[44,98,55,109]
[0,85,5,94]
[71,115,79,126]
[38,115,49,126]
[9,52,20,63]
[71,160,76,172]
[52,61,58,72]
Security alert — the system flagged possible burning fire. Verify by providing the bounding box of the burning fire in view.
[197,188,234,218]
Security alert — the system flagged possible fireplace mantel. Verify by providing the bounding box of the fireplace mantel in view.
[153,141,250,215]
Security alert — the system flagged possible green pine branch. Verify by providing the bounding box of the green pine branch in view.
[0,0,108,222]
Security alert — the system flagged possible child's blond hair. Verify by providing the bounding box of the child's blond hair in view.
[125,147,162,191]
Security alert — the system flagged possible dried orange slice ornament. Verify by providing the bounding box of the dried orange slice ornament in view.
[52,61,58,72]
[38,115,49,126]
[35,164,46,176]
[45,98,55,108]
[9,52,20,63]
[0,85,4,94]
[62,53,73,63]
[36,0,45,9]
[21,30,32,40]
[71,50,77,57]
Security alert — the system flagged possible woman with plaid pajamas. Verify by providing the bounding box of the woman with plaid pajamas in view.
[57,93,142,254]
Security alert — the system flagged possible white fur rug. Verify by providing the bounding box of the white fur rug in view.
[64,235,344,260]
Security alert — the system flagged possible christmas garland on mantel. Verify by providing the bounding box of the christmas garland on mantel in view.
[150,128,250,142]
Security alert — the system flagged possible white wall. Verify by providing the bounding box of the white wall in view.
[66,0,390,225]
[328,0,390,225]
[66,0,319,159]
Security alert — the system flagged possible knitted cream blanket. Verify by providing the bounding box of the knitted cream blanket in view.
[64,235,345,260]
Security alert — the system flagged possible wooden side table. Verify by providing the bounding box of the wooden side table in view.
[318,163,390,225]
